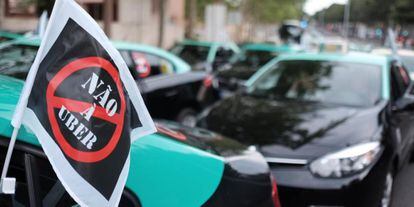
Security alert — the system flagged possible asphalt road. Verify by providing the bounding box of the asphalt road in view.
[391,163,414,207]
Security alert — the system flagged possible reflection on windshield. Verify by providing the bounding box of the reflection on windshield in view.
[0,44,38,80]
[231,50,277,68]
[247,60,382,107]
[172,45,209,65]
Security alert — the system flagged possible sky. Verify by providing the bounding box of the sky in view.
[303,0,348,15]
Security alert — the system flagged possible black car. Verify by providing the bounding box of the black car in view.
[198,52,414,207]
[139,72,219,127]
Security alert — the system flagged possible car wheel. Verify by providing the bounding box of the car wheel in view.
[176,108,197,127]
[380,171,394,207]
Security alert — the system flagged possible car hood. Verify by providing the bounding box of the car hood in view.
[217,65,259,81]
[200,94,385,160]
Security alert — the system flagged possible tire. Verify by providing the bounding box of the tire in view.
[176,108,197,127]
[380,170,394,207]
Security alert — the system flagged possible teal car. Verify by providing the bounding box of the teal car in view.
[215,43,302,93]
[0,38,190,80]
[0,74,279,206]
[170,40,240,71]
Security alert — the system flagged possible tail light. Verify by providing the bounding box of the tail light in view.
[271,175,281,207]
[203,75,213,88]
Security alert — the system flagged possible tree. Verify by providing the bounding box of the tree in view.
[242,0,305,23]
[393,0,414,24]
[314,0,412,26]
[188,0,305,23]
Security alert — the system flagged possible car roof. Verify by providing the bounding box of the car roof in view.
[0,31,23,40]
[177,39,231,47]
[2,37,191,73]
[113,40,191,72]
[276,52,389,66]
[241,43,302,53]
[371,48,414,57]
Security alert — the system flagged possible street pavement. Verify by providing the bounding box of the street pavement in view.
[391,163,414,207]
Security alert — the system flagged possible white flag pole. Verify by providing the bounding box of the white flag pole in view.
[0,127,19,194]
[0,0,61,195]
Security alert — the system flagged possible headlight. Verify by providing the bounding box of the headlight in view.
[309,141,382,178]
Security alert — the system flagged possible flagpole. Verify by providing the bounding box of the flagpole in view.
[0,127,19,194]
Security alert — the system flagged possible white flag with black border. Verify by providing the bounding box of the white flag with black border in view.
[11,0,156,206]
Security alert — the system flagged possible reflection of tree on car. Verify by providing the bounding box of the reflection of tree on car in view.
[199,52,414,207]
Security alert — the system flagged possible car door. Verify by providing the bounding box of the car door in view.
[390,63,414,163]
[0,140,141,207]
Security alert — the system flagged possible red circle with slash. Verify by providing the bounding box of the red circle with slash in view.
[46,57,126,163]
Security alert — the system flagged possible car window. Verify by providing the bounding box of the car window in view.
[0,44,38,80]
[171,45,210,65]
[247,60,382,107]
[215,47,234,63]
[131,51,174,78]
[231,50,277,68]
[119,50,140,79]
[0,142,140,207]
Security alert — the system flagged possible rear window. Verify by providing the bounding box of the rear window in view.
[171,44,210,65]
[0,44,38,80]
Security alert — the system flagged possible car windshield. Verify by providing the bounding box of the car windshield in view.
[247,60,382,107]
[171,44,210,65]
[230,50,277,68]
[0,44,38,80]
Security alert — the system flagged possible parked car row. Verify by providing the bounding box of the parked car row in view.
[0,35,279,207]
[1,28,414,207]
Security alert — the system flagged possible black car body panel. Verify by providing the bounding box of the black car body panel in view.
[139,72,220,122]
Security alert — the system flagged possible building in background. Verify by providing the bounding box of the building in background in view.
[0,0,185,48]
